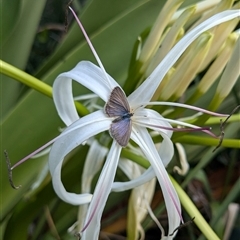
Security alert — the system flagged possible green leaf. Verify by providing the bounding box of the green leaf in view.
[37,0,167,85]
[0,0,21,44]
[0,90,63,220]
[1,0,47,119]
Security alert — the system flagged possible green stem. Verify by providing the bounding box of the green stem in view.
[0,60,89,116]
[174,135,240,149]
[205,114,240,125]
[170,176,220,240]
[1,59,52,97]
[181,114,240,125]
[198,177,240,240]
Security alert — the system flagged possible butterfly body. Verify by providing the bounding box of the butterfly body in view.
[112,112,134,123]
[105,87,133,147]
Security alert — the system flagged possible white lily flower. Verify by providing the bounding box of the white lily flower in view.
[48,9,239,239]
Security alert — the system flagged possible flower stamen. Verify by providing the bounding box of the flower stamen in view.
[4,150,21,189]
[68,6,112,89]
[169,217,195,236]
[213,105,240,152]
[133,119,216,137]
[143,101,229,117]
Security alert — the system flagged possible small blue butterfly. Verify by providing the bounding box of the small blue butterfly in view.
[105,87,133,147]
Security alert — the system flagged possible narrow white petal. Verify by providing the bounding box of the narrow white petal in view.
[53,61,119,126]
[133,108,173,137]
[112,128,174,192]
[49,110,111,205]
[118,158,138,180]
[78,140,108,230]
[134,109,174,166]
[128,10,240,107]
[157,132,174,167]
[81,142,122,239]
[112,166,155,192]
[135,108,215,137]
[81,140,108,193]
[112,117,174,189]
[131,126,181,235]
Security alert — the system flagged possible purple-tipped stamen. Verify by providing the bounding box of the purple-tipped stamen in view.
[143,102,229,117]
[11,137,58,170]
[134,120,218,138]
[68,6,111,87]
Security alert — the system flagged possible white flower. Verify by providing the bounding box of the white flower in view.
[48,10,239,239]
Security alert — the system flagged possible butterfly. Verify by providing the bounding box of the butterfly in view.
[105,87,133,147]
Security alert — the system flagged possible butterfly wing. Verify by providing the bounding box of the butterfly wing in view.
[105,87,130,117]
[110,118,132,147]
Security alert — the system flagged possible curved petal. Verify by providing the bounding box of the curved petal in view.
[134,109,174,166]
[81,142,122,239]
[112,112,174,191]
[81,140,108,193]
[112,166,155,192]
[53,61,120,126]
[78,139,108,230]
[133,108,173,137]
[131,126,181,236]
[158,133,174,166]
[49,110,111,205]
[118,158,141,180]
[128,10,240,107]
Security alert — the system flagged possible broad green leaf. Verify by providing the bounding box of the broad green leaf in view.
[0,0,21,44]
[0,90,62,220]
[36,0,158,78]
[37,0,168,84]
[1,0,47,119]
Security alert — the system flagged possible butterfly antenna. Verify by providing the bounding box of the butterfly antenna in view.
[68,6,112,89]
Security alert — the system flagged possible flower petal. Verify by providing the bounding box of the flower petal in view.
[112,166,155,192]
[134,109,174,166]
[118,158,142,180]
[128,10,240,107]
[81,140,108,193]
[112,115,174,190]
[131,126,181,235]
[78,139,108,230]
[134,108,173,137]
[53,61,120,125]
[49,110,111,205]
[81,141,122,239]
